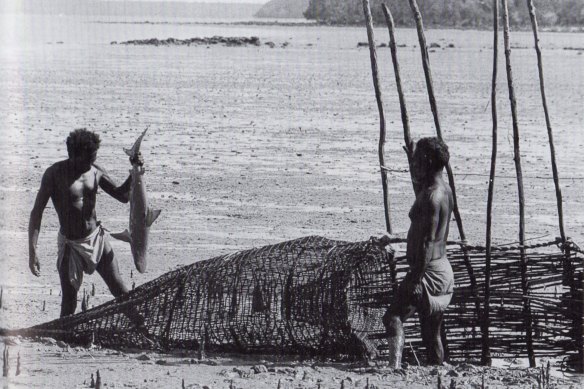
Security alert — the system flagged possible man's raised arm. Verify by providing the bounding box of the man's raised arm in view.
[95,164,132,203]
[96,153,143,203]
[28,169,53,276]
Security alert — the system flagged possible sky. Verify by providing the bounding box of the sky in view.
[0,0,270,14]
[117,0,269,3]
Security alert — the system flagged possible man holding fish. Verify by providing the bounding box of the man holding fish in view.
[28,128,157,318]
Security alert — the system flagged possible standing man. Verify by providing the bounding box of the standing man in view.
[28,128,142,317]
[383,137,454,367]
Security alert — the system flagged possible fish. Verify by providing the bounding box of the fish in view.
[111,128,161,273]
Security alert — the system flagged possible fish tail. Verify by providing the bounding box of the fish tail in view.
[124,127,149,159]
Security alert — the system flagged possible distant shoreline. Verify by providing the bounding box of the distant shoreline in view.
[92,19,584,33]
[93,20,318,27]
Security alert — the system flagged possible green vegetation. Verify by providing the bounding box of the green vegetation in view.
[304,0,584,28]
[255,0,310,19]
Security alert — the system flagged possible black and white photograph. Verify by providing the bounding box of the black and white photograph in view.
[0,0,583,387]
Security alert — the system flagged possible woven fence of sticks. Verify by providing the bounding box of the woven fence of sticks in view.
[4,235,582,368]
[361,0,583,371]
[403,239,584,367]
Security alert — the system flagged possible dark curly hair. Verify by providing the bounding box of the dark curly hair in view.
[66,128,101,158]
[415,137,450,172]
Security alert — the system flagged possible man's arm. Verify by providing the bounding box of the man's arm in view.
[95,164,133,203]
[96,153,143,203]
[410,194,442,283]
[28,169,53,276]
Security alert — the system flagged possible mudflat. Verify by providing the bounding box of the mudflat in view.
[0,17,583,387]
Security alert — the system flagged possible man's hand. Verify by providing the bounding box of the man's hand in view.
[407,280,423,302]
[130,152,144,167]
[29,254,41,277]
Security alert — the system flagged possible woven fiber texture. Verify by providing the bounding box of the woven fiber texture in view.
[21,236,393,357]
[3,236,582,367]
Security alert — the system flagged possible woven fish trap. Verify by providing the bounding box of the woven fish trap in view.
[4,236,582,366]
[18,236,394,357]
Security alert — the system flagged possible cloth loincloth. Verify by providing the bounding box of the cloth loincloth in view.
[417,256,454,317]
[57,224,108,291]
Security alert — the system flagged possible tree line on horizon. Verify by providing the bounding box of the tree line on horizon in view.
[303,0,584,27]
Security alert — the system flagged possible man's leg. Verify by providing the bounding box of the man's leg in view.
[420,312,444,365]
[383,280,417,369]
[96,240,129,297]
[58,246,81,317]
[96,241,146,328]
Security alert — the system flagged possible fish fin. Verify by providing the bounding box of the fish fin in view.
[146,208,161,227]
[124,127,149,159]
[110,229,132,243]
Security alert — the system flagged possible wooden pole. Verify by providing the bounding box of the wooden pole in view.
[482,0,499,367]
[82,289,88,312]
[525,6,574,354]
[407,0,442,136]
[362,0,392,234]
[15,352,20,376]
[501,0,535,367]
[406,0,467,240]
[407,0,480,352]
[381,3,415,191]
[525,0,566,245]
[2,345,8,377]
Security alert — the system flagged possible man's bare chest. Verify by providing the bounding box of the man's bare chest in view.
[54,170,98,202]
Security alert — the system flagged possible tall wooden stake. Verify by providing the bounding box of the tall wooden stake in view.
[406,0,467,241]
[482,0,499,366]
[407,0,480,351]
[381,3,415,190]
[526,7,574,356]
[95,369,102,389]
[16,352,20,376]
[501,0,535,367]
[363,0,392,234]
[525,0,566,245]
[82,289,88,312]
[2,345,8,377]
